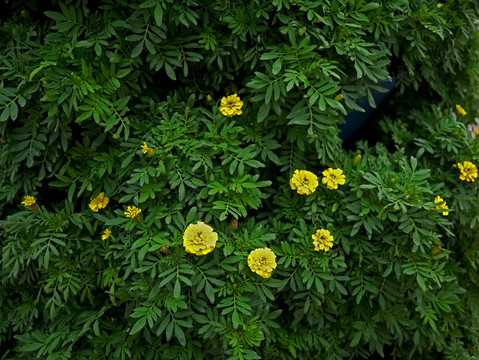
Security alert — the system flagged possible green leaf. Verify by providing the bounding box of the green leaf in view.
[272,59,282,75]
[174,278,181,298]
[0,107,9,122]
[175,323,186,345]
[232,309,240,329]
[131,41,144,58]
[164,63,177,80]
[10,102,18,121]
[154,4,163,26]
[205,282,215,303]
[257,103,270,123]
[129,316,146,335]
[416,274,426,291]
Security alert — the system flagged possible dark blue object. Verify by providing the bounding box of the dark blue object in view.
[338,76,396,141]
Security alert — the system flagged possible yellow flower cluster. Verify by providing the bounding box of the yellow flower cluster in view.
[456,104,467,117]
[434,196,449,216]
[289,170,319,195]
[102,228,112,240]
[89,192,109,212]
[457,161,478,182]
[289,168,346,194]
[140,142,154,155]
[219,94,243,117]
[322,168,346,190]
[21,195,36,206]
[124,206,142,220]
[183,221,218,255]
[247,247,277,278]
[21,195,38,212]
[312,229,334,252]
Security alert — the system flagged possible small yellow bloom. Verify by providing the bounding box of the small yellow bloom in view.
[457,161,478,182]
[21,195,36,206]
[312,229,334,252]
[183,221,218,256]
[474,129,479,138]
[334,94,344,101]
[289,169,319,195]
[322,168,346,190]
[102,229,112,240]
[456,104,467,117]
[219,94,243,117]
[89,192,109,212]
[124,206,142,221]
[248,247,277,278]
[140,142,154,155]
[434,196,449,216]
[437,3,443,8]
[206,94,213,102]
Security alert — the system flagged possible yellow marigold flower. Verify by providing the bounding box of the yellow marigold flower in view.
[219,94,243,117]
[334,94,344,101]
[247,247,277,278]
[89,192,109,212]
[21,195,36,206]
[434,196,449,216]
[102,229,111,240]
[289,169,319,195]
[183,221,218,256]
[21,195,38,212]
[457,161,478,182]
[312,229,334,252]
[140,142,154,155]
[456,104,467,117]
[322,168,346,190]
[124,206,142,222]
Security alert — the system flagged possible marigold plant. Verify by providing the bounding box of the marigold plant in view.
[457,161,478,182]
[140,142,154,155]
[1,1,479,360]
[218,94,243,117]
[182,221,218,256]
[88,192,109,212]
[456,104,467,116]
[247,248,277,278]
[321,168,346,190]
[289,169,319,195]
[312,229,334,252]
[434,196,449,216]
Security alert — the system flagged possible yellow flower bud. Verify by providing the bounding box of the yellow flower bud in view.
[353,154,362,167]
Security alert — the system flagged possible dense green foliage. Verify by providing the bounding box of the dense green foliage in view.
[1,0,479,359]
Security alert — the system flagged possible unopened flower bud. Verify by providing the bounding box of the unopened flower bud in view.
[353,154,362,167]
[431,246,442,255]
[161,245,168,253]
[232,220,238,230]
